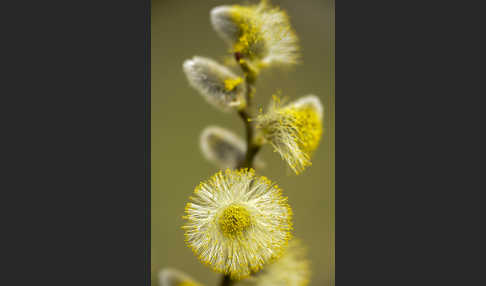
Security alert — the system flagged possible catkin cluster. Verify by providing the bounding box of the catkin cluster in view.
[159,1,323,286]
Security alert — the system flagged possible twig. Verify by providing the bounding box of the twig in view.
[220,54,262,286]
[221,274,234,286]
[236,55,261,169]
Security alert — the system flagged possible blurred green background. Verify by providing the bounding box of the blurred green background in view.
[151,0,334,285]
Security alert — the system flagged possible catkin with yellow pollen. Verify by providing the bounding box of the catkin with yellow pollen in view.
[210,0,299,71]
[252,239,311,286]
[219,204,251,236]
[256,95,323,175]
[230,5,265,60]
[182,168,293,279]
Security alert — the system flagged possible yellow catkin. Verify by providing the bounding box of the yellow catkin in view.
[257,96,323,174]
[254,239,311,286]
[211,0,299,70]
[182,168,293,279]
[230,5,263,58]
[281,106,322,155]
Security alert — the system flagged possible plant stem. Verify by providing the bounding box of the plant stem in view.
[236,58,261,169]
[237,108,261,169]
[221,274,234,286]
[220,55,262,286]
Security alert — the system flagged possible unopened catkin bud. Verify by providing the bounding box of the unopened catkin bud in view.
[200,126,265,169]
[159,268,202,286]
[183,56,246,112]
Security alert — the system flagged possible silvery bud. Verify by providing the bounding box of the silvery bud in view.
[210,6,240,45]
[200,126,265,169]
[183,56,246,112]
[159,268,202,286]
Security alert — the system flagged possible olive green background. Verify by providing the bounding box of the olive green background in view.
[151,0,334,285]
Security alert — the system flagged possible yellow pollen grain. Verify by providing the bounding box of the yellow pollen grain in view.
[218,204,251,236]
[224,77,243,91]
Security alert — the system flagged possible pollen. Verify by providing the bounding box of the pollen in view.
[224,77,243,91]
[231,8,263,58]
[282,106,322,155]
[182,168,293,279]
[210,0,299,70]
[219,204,251,236]
[256,95,323,174]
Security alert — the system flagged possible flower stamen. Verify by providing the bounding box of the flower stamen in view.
[224,77,244,91]
[219,204,251,236]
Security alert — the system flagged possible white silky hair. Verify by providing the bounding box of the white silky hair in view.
[200,126,265,169]
[159,268,198,286]
[183,56,246,112]
[290,94,324,121]
[210,6,240,45]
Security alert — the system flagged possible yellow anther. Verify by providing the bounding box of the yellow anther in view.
[219,204,251,236]
[224,77,243,91]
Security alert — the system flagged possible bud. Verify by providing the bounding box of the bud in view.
[183,56,246,112]
[200,126,265,169]
[159,268,202,286]
[210,6,240,45]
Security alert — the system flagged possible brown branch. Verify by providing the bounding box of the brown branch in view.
[237,108,261,169]
[219,54,263,286]
[235,55,261,170]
